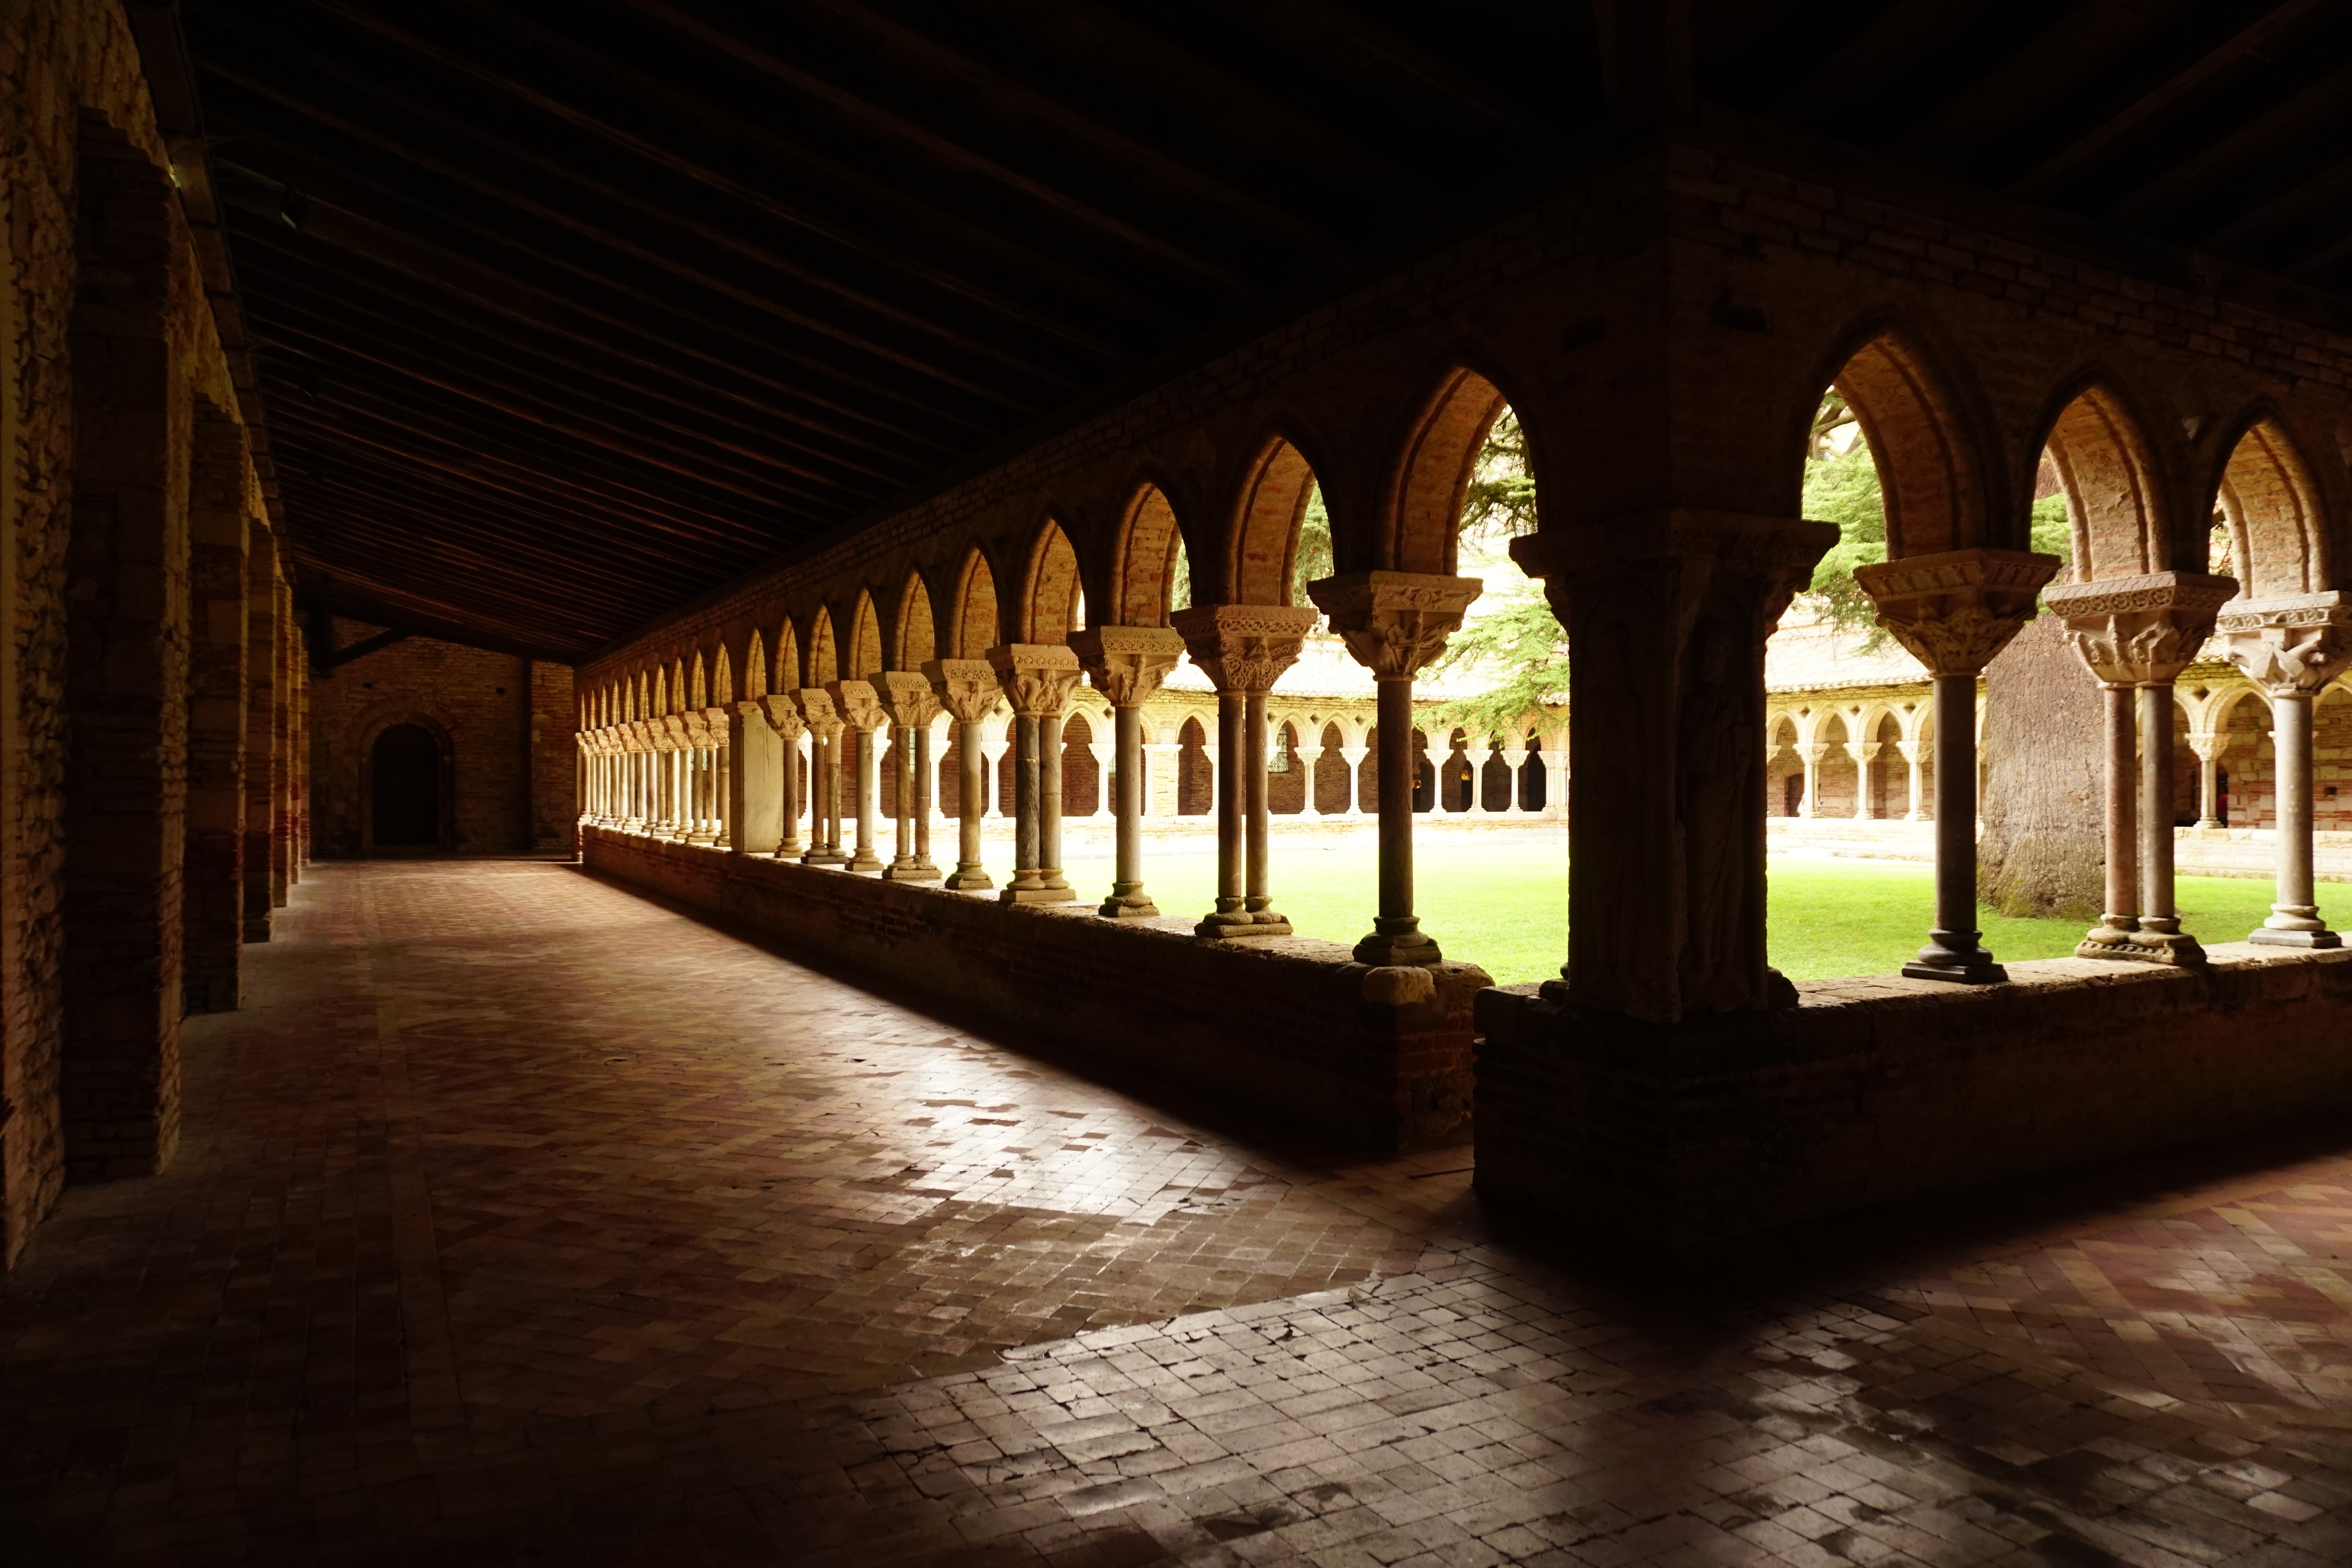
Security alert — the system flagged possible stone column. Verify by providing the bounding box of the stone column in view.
[792,689,847,865]
[1898,740,1925,821]
[701,706,732,842]
[826,679,887,872]
[924,660,998,890]
[2219,592,2352,947]
[1173,606,1318,938]
[1072,627,1185,918]
[981,730,1013,818]
[1338,743,1369,817]
[1795,743,1825,818]
[1853,742,1880,819]
[987,644,1082,903]
[1463,737,1496,818]
[878,672,943,882]
[1085,736,1115,820]
[2045,572,2235,964]
[1294,741,1326,815]
[2187,731,2224,828]
[759,696,806,855]
[1856,549,2060,984]
[1539,734,1568,821]
[681,712,719,843]
[1308,574,1482,964]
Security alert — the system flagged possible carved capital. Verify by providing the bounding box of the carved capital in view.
[656,714,690,751]
[825,678,888,734]
[984,643,1084,718]
[1852,548,2063,677]
[790,687,843,741]
[757,694,805,740]
[2043,571,2237,686]
[922,658,1004,724]
[876,670,941,730]
[681,712,715,749]
[2216,591,2352,696]
[619,721,649,754]
[1305,573,1481,680]
[1070,625,1187,707]
[2185,730,2226,763]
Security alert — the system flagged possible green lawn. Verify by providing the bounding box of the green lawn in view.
[1051,839,2300,985]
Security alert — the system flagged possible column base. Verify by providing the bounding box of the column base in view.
[801,850,848,867]
[1002,885,1076,905]
[2250,925,2343,949]
[1353,929,1443,967]
[881,861,941,882]
[1902,930,2005,984]
[847,851,884,872]
[944,867,993,891]
[1099,886,1159,918]
[2077,927,2207,965]
[1197,911,1287,938]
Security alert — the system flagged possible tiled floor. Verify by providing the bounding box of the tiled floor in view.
[5,861,2352,1566]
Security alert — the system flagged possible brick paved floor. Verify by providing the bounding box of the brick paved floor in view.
[5,860,2351,1566]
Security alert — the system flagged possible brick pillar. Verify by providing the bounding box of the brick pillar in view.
[529,660,579,851]
[243,526,280,940]
[181,405,249,1014]
[290,633,309,880]
[62,115,192,1179]
[271,574,292,906]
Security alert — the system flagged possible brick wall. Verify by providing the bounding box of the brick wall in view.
[308,620,569,857]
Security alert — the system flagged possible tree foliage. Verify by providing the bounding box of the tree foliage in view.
[1424,412,1565,739]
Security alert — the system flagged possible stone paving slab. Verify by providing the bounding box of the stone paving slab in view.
[4,859,2351,1566]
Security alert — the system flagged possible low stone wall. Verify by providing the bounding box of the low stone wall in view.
[1475,947,2352,1244]
[1767,815,2352,880]
[583,827,1487,1151]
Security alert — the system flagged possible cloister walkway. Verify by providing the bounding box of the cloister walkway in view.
[4,861,2349,1566]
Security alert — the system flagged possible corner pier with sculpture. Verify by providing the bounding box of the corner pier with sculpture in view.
[577,140,2352,1239]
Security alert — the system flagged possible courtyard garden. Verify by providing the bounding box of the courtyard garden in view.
[1052,838,2301,985]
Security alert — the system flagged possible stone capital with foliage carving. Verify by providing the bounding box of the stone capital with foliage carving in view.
[756,694,804,740]
[681,711,716,749]
[1852,548,2063,678]
[984,644,1084,718]
[791,687,843,742]
[1171,604,1319,694]
[656,714,691,752]
[923,658,1004,725]
[2043,571,2237,687]
[876,670,941,729]
[1307,572,1482,680]
[1071,626,1187,707]
[2217,591,2352,696]
[825,678,888,734]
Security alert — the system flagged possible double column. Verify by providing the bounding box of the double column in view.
[878,673,944,882]
[2045,571,2237,965]
[761,696,808,857]
[1072,626,1187,918]
[2218,593,2352,948]
[987,644,1083,903]
[1516,514,1833,1018]
[924,660,1001,890]
[792,688,848,865]
[1307,574,1481,964]
[1855,549,2060,984]
[825,679,888,873]
[1172,606,1319,938]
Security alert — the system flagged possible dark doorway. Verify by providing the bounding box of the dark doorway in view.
[372,724,443,847]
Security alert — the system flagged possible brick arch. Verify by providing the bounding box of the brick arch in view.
[2212,414,2328,597]
[652,666,670,717]
[773,621,800,693]
[355,707,458,856]
[1389,369,1509,576]
[712,646,733,706]
[894,571,938,667]
[950,546,1000,657]
[1825,329,1987,558]
[2039,382,2167,581]
[1020,519,1083,643]
[805,608,838,686]
[846,590,885,678]
[742,630,767,700]
[1227,438,1319,606]
[689,651,709,708]
[669,658,688,714]
[1111,483,1184,624]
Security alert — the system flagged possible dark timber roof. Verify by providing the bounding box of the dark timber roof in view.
[142,0,2352,661]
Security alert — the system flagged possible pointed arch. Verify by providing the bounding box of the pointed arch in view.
[2214,416,2328,596]
[1826,330,1986,557]
[1230,440,1316,604]
[896,571,938,668]
[652,666,669,717]
[806,608,838,686]
[774,620,801,692]
[2041,382,2165,581]
[1391,369,1508,576]
[713,646,734,706]
[744,630,768,700]
[690,651,709,709]
[671,658,689,713]
[1112,483,1185,623]
[1020,519,1083,643]
[847,589,884,677]
[951,546,1000,657]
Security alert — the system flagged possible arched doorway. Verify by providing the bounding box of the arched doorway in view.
[370,724,445,850]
